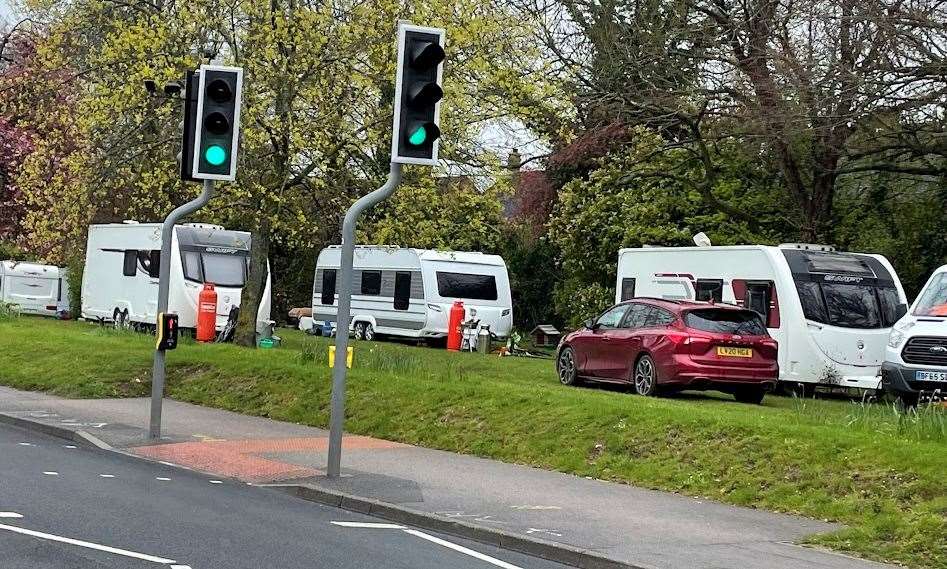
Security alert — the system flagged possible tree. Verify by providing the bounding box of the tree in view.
[518,0,947,241]
[547,128,779,325]
[13,0,560,345]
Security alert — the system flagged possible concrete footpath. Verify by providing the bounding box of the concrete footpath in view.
[0,385,894,569]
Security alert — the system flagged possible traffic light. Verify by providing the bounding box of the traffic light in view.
[178,70,199,182]
[156,312,179,351]
[192,64,243,181]
[391,24,445,165]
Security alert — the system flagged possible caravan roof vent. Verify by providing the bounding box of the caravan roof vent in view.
[779,243,836,252]
[183,223,225,231]
[122,220,139,224]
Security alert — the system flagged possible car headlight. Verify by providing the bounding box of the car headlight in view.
[887,329,905,349]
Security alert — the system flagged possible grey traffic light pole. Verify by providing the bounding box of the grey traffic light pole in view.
[326,162,403,478]
[149,179,215,440]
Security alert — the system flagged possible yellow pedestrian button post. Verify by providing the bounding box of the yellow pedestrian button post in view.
[329,346,353,369]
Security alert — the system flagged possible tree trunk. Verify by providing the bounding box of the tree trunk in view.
[234,218,271,348]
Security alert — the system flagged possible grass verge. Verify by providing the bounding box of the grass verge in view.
[1,317,945,568]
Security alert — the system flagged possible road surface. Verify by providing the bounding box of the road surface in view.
[0,422,570,569]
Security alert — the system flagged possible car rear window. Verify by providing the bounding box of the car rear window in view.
[685,309,767,335]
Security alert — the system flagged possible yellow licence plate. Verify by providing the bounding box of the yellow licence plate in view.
[717,347,753,358]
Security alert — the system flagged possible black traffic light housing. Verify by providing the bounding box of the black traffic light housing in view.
[178,70,199,182]
[192,64,243,181]
[391,24,446,166]
[156,312,179,351]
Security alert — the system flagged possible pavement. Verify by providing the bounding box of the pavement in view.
[0,385,896,569]
[0,420,570,569]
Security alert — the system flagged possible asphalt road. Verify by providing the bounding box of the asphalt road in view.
[0,422,570,569]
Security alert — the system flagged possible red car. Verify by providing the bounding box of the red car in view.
[556,298,778,403]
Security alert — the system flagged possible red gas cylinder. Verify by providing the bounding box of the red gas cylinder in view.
[196,283,218,342]
[446,300,465,352]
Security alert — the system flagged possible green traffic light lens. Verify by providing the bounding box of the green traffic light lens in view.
[408,126,427,146]
[205,145,227,166]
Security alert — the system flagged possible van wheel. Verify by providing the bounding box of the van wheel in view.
[363,323,375,341]
[895,393,919,412]
[633,354,658,396]
[353,322,366,341]
[735,387,766,404]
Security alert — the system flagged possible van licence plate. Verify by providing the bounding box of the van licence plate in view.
[717,347,752,358]
[915,371,947,382]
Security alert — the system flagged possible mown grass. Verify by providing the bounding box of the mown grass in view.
[1,317,945,568]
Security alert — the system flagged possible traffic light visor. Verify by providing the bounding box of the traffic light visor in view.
[411,42,445,70]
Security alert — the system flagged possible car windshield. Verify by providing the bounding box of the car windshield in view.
[914,273,947,317]
[685,309,767,335]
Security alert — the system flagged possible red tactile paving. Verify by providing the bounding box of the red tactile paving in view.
[132,436,405,483]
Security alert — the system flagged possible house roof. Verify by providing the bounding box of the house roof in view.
[530,324,561,335]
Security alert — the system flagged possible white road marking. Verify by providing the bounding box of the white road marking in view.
[209,480,223,484]
[526,527,563,537]
[42,472,58,476]
[63,445,77,449]
[156,477,171,481]
[99,474,115,478]
[331,521,406,529]
[404,529,525,569]
[159,461,177,467]
[18,442,33,446]
[171,566,192,569]
[511,505,561,511]
[0,522,176,564]
[0,512,23,519]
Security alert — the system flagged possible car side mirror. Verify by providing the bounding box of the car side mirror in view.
[894,303,908,320]
[583,318,597,330]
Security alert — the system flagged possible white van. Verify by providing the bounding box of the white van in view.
[312,246,513,341]
[0,261,69,317]
[882,265,947,406]
[616,244,908,391]
[82,222,272,332]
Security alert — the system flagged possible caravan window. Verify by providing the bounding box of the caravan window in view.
[877,287,902,325]
[436,272,498,301]
[695,279,723,302]
[138,250,160,278]
[822,283,881,329]
[123,250,138,276]
[202,253,246,287]
[321,269,337,305]
[620,278,636,301]
[360,271,382,295]
[182,251,202,282]
[394,272,411,310]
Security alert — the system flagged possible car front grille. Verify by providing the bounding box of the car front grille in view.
[902,336,947,366]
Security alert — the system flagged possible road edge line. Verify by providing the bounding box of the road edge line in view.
[0,412,111,450]
[265,483,654,569]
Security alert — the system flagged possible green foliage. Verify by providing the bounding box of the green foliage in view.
[497,224,560,329]
[0,240,31,261]
[546,129,782,324]
[361,174,507,253]
[0,302,19,321]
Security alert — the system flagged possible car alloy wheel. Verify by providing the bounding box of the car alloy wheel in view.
[557,347,578,385]
[634,355,657,396]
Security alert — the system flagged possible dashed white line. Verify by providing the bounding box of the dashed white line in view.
[99,474,115,478]
[404,529,525,569]
[208,480,223,484]
[63,445,77,449]
[170,566,192,569]
[42,472,59,476]
[18,442,33,446]
[331,521,406,529]
[156,477,171,481]
[0,522,176,564]
[0,512,23,519]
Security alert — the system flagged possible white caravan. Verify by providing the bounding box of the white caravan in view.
[311,246,513,340]
[616,244,908,390]
[82,222,272,332]
[0,261,69,317]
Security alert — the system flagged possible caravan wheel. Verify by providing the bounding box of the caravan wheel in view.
[363,323,375,341]
[111,308,124,330]
[353,322,367,341]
